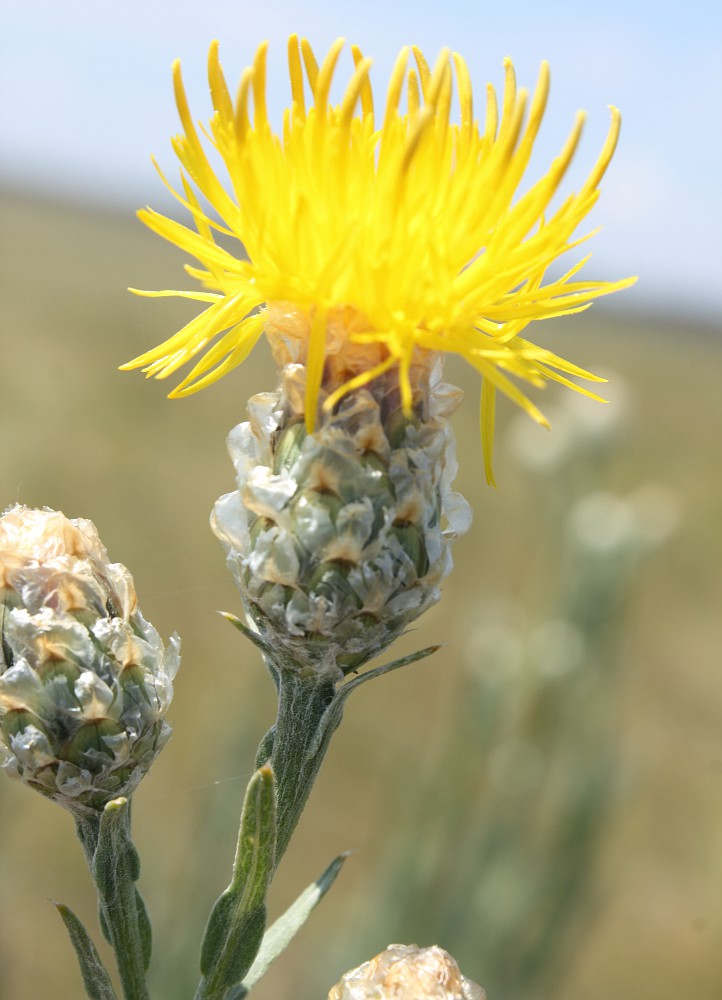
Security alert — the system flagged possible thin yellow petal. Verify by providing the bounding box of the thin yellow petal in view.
[300,38,319,92]
[322,355,397,412]
[127,288,222,302]
[208,40,234,125]
[383,46,410,132]
[314,37,345,117]
[252,41,269,126]
[288,34,306,120]
[169,313,265,396]
[340,57,373,130]
[351,44,374,119]
[304,307,328,432]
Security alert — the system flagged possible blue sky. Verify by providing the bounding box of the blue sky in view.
[1,0,720,318]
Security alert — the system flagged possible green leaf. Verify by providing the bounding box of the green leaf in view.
[254,725,275,769]
[342,644,441,698]
[232,852,350,997]
[196,765,276,1000]
[56,903,119,1000]
[98,900,111,946]
[134,887,153,972]
[308,645,441,760]
[96,888,148,959]
[220,611,280,690]
[93,798,153,973]
[219,613,273,656]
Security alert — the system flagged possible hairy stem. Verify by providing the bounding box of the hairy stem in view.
[76,802,151,1000]
[260,669,337,868]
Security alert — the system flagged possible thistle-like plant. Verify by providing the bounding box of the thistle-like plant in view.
[1,35,633,1000]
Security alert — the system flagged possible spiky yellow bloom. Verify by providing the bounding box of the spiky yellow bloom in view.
[122,35,634,480]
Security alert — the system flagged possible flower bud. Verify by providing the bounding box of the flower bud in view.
[0,505,179,815]
[328,943,485,1000]
[212,310,471,681]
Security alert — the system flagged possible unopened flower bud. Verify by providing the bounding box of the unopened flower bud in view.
[0,505,179,815]
[328,943,485,1000]
[212,309,471,681]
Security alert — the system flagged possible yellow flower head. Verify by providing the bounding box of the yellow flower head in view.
[122,35,635,481]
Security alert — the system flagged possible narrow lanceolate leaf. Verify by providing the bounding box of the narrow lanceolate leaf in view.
[196,765,276,1000]
[56,903,119,1000]
[234,852,350,997]
[340,645,442,700]
[219,612,274,657]
[92,799,153,974]
[308,645,442,761]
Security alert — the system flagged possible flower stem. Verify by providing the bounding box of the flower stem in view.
[255,645,440,870]
[258,668,337,868]
[76,800,152,1000]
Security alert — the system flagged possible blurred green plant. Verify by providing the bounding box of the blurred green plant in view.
[352,385,679,999]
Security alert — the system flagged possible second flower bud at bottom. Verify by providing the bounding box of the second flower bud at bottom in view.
[328,943,485,1000]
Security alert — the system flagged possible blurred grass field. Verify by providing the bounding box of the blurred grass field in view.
[1,189,721,1000]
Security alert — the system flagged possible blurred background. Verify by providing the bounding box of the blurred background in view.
[1,2,720,999]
